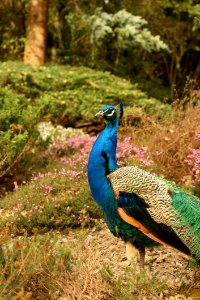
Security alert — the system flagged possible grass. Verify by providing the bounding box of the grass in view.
[0,232,73,299]
[2,224,197,299]
[123,105,200,191]
[0,227,168,299]
[0,179,101,235]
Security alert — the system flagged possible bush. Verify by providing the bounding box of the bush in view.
[0,61,172,180]
[91,9,169,52]
[0,62,172,119]
[0,178,101,235]
[0,130,102,235]
[0,128,155,235]
[0,87,41,178]
[126,105,200,196]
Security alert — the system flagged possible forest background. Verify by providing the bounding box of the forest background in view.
[1,0,200,99]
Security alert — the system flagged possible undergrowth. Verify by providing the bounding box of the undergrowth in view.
[0,231,73,299]
[0,104,199,236]
[0,61,172,189]
[125,105,200,194]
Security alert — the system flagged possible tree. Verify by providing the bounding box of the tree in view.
[124,0,200,98]
[24,0,49,66]
[0,0,25,60]
[90,8,169,78]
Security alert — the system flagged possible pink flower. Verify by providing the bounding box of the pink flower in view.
[65,170,81,179]
[40,184,54,196]
[195,133,200,140]
[184,145,200,187]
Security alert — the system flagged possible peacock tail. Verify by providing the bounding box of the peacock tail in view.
[160,177,200,259]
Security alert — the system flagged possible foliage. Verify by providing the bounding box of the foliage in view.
[0,61,172,180]
[0,86,41,178]
[0,62,171,117]
[0,126,154,235]
[184,132,200,195]
[0,0,26,60]
[0,79,199,297]
[126,104,200,196]
[129,0,200,98]
[1,102,199,236]
[0,176,101,235]
[0,233,73,299]
[89,8,171,99]
[91,9,170,52]
[1,1,199,100]
[0,127,99,234]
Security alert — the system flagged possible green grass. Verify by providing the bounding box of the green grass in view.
[0,175,102,235]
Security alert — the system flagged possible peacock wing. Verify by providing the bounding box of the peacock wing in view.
[117,190,190,256]
[108,166,176,226]
[108,166,200,259]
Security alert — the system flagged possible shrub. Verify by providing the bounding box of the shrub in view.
[184,132,200,196]
[126,105,200,195]
[0,61,172,183]
[0,87,41,178]
[0,61,172,122]
[0,178,101,235]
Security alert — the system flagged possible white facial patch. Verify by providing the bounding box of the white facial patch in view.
[104,109,115,117]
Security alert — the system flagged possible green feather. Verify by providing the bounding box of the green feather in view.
[159,177,200,260]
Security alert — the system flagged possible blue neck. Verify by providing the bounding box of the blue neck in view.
[87,118,119,210]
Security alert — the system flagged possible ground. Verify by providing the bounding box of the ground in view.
[56,222,200,300]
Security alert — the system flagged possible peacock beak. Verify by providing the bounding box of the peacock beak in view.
[95,110,104,117]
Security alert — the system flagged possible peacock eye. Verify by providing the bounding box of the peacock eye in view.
[106,109,115,117]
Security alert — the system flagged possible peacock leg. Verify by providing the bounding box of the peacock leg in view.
[138,247,145,269]
[125,242,145,269]
[125,241,139,262]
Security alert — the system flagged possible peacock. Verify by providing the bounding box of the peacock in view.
[87,102,200,267]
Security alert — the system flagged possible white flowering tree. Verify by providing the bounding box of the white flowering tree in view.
[91,9,170,63]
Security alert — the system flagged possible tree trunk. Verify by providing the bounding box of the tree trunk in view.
[24,0,49,66]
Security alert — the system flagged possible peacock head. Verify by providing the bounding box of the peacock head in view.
[95,102,124,122]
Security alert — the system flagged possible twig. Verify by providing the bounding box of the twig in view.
[0,142,30,179]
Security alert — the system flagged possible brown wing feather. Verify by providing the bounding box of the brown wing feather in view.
[118,207,189,258]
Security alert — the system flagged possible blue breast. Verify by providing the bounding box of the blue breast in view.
[87,124,118,210]
[87,118,156,247]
